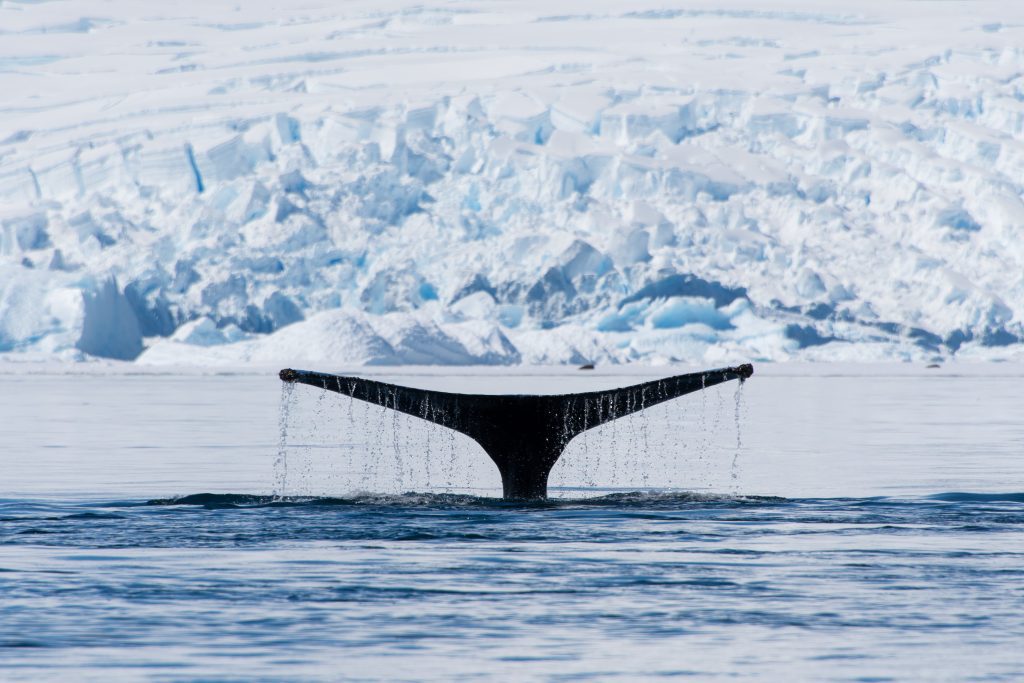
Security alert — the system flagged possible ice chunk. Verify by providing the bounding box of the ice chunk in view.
[171,317,230,346]
[610,228,651,265]
[2,214,49,252]
[450,290,496,320]
[649,297,733,330]
[76,278,143,360]
[597,301,648,332]
[796,269,828,299]
[263,291,304,329]
[936,206,982,232]
[195,133,273,185]
[487,92,552,144]
[621,274,748,309]
[559,240,613,280]
[274,113,302,144]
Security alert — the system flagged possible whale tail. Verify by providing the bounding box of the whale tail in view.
[279,364,753,499]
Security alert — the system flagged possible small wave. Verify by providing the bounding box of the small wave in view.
[146,490,786,510]
[146,492,492,508]
[553,491,786,507]
[927,492,1024,503]
[62,512,126,520]
[148,493,280,508]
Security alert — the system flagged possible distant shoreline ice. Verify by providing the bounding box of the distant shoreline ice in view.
[2,1,1022,364]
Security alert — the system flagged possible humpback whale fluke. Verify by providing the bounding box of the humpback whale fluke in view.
[279,364,753,500]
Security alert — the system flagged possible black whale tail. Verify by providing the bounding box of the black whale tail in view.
[280,364,753,500]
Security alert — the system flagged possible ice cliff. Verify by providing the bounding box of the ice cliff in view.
[1,0,1022,365]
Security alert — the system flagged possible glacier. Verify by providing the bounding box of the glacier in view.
[1,0,1023,365]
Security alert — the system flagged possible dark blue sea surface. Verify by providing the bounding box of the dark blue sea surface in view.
[2,492,1023,680]
[5,368,1024,679]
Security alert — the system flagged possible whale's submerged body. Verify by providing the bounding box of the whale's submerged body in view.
[279,364,754,499]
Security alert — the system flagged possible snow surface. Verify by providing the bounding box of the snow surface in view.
[2,0,1023,365]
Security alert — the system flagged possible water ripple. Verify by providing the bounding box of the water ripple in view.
[1,491,1022,680]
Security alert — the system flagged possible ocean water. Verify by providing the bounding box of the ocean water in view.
[3,364,1023,680]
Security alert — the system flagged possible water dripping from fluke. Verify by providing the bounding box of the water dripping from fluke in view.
[731,378,747,490]
[273,381,296,499]
[277,364,754,500]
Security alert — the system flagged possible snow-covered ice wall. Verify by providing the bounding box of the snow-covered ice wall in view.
[1,0,1022,364]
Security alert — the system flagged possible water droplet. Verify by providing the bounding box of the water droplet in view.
[273,381,295,499]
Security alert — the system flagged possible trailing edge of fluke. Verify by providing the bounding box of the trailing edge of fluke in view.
[279,364,754,499]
